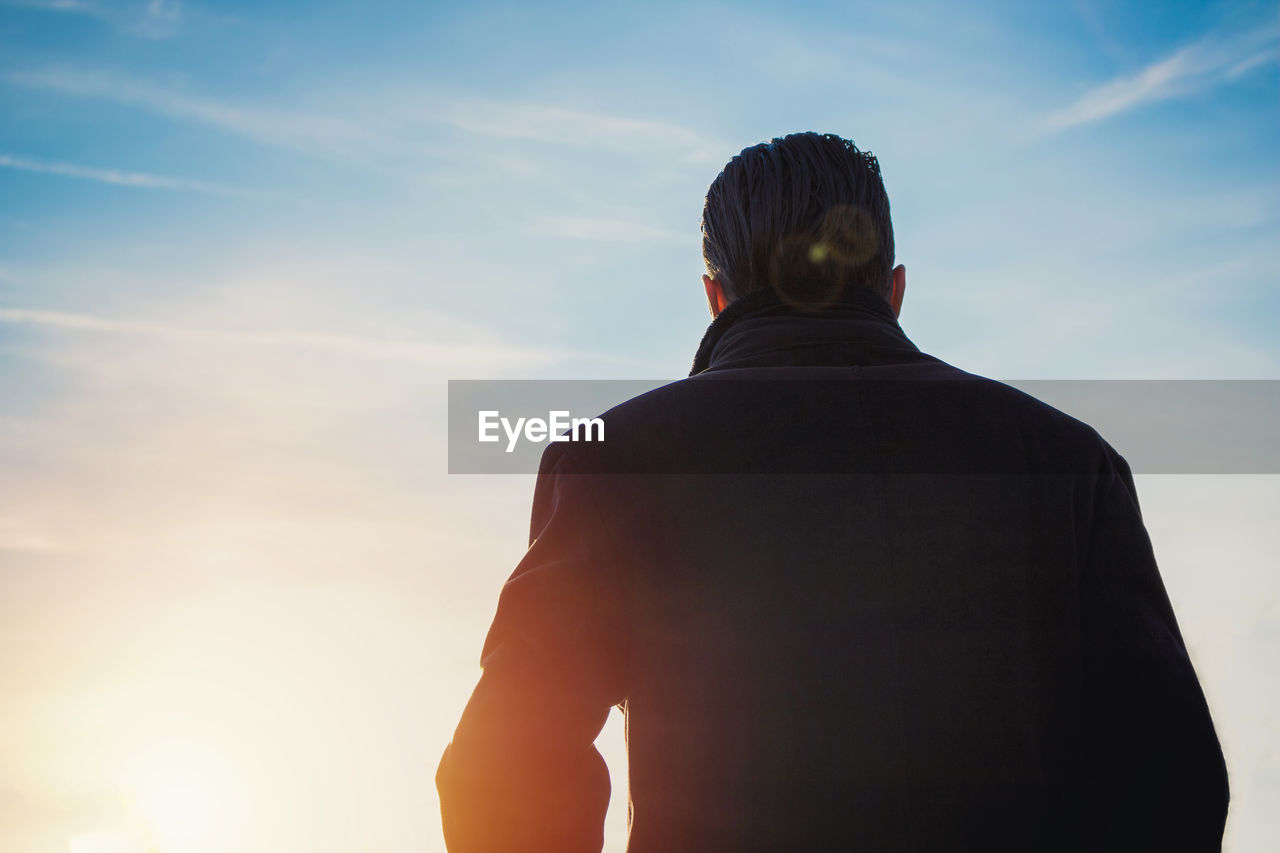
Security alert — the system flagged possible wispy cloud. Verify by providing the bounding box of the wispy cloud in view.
[433,98,728,165]
[0,0,101,12]
[1043,22,1280,130]
[0,151,251,195]
[1,0,182,39]
[3,67,729,179]
[532,214,692,245]
[128,0,182,40]
[3,68,399,165]
[0,305,571,369]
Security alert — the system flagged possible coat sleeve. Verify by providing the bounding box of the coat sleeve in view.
[1079,446,1229,850]
[436,444,629,853]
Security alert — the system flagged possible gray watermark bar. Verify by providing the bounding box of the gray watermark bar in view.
[447,379,1280,474]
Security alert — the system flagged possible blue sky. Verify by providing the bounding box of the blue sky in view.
[2,0,1278,381]
[1,1,1278,852]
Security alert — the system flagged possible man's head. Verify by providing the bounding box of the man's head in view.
[700,132,904,316]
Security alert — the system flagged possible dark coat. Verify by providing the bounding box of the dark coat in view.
[436,285,1229,852]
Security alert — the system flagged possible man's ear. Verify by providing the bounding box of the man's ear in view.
[889,264,906,318]
[703,274,731,318]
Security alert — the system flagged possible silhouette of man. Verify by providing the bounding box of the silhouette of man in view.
[436,132,1229,851]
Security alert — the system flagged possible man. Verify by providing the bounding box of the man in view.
[436,132,1229,851]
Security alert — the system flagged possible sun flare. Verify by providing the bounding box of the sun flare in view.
[121,738,249,853]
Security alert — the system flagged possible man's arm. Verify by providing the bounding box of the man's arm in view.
[1080,447,1229,850]
[437,444,629,853]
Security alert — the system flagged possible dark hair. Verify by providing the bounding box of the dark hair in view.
[701,132,895,302]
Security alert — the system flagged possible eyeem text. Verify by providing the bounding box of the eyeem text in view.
[478,410,606,453]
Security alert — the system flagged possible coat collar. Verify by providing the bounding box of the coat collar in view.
[689,283,923,376]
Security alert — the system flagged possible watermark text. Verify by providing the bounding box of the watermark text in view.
[478,410,605,453]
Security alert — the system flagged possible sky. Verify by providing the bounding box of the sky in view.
[0,0,1278,851]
